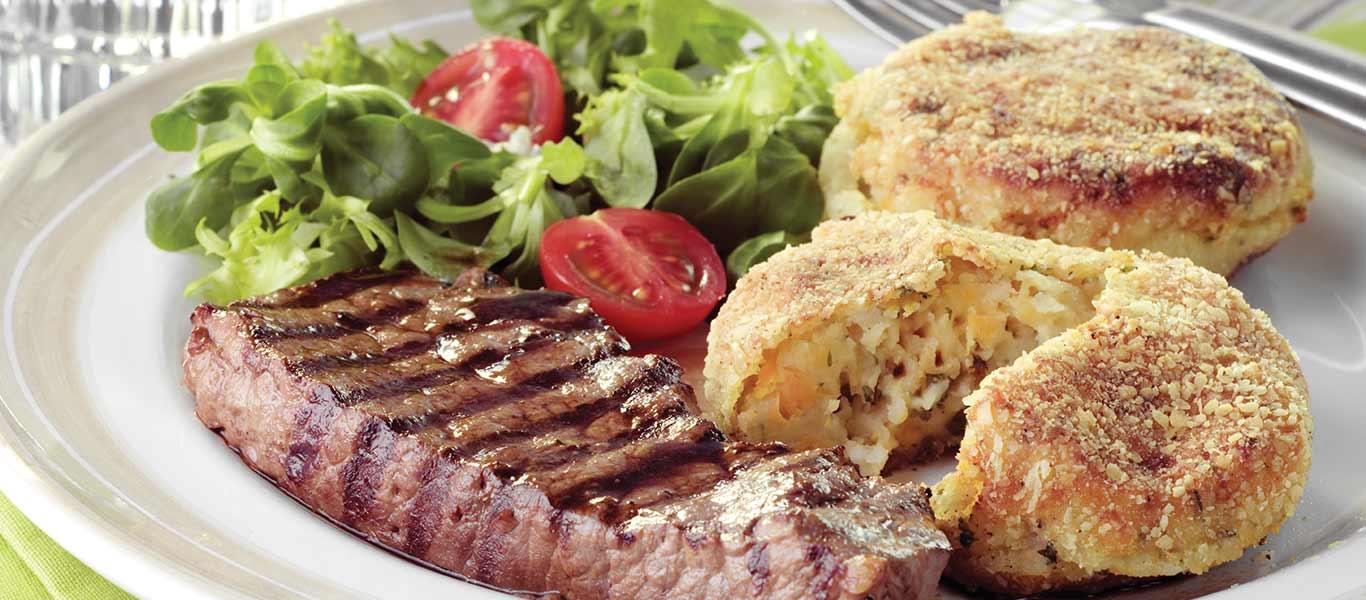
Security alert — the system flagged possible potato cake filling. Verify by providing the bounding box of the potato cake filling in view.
[734,260,1101,475]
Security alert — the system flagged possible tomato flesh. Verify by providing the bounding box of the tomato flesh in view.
[412,37,565,145]
[540,209,726,342]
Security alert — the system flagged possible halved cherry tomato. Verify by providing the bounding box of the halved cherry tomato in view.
[411,37,565,145]
[540,209,727,342]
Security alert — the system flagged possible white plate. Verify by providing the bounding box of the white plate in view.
[1,1,1365,598]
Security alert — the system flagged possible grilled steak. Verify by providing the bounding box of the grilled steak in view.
[184,269,949,599]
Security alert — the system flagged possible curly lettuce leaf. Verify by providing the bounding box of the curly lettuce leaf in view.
[150,7,857,303]
[146,23,475,303]
[296,22,392,88]
[480,138,586,285]
[473,0,761,101]
[183,190,403,304]
[579,89,656,207]
[372,35,449,97]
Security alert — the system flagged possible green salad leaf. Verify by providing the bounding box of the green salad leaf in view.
[296,23,393,89]
[186,193,325,303]
[480,138,587,285]
[477,0,851,268]
[147,21,506,303]
[726,230,806,279]
[151,82,248,151]
[372,35,450,97]
[149,3,854,305]
[320,114,430,214]
[145,155,239,251]
[579,89,656,207]
[474,0,764,103]
[395,212,507,280]
[754,135,822,235]
[399,113,495,187]
[249,80,329,164]
[653,149,758,250]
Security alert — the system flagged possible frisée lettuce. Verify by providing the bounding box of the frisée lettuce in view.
[146,2,852,303]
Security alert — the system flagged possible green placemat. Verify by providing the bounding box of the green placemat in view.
[0,492,132,600]
[1312,0,1366,52]
[1313,20,1366,53]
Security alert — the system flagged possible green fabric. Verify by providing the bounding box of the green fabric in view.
[0,492,132,600]
[1313,20,1366,54]
[1313,0,1366,54]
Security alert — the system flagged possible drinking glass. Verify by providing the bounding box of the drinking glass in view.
[0,0,343,146]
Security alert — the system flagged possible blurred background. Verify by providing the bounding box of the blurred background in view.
[0,0,1361,598]
[0,0,353,146]
[1,0,1363,149]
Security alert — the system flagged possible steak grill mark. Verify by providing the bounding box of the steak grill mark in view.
[341,418,396,525]
[247,297,429,342]
[338,337,621,408]
[242,269,418,309]
[261,275,717,524]
[285,312,602,374]
[383,343,625,435]
[422,368,695,494]
[187,269,951,599]
[284,389,341,485]
[545,439,728,518]
[249,283,581,344]
[260,277,671,522]
[436,364,682,461]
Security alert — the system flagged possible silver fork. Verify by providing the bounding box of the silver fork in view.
[833,0,1366,138]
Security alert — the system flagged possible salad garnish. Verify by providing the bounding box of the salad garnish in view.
[145,0,851,310]
[539,207,727,341]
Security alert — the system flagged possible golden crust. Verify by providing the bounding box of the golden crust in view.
[934,254,1311,594]
[821,12,1313,275]
[704,212,1311,595]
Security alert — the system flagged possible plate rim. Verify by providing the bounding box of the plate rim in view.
[0,1,459,597]
[0,1,1364,598]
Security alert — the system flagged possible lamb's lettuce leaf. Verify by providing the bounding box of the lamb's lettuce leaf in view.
[148,4,855,304]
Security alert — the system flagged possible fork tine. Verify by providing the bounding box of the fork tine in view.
[930,0,1006,16]
[832,0,936,44]
[880,0,963,31]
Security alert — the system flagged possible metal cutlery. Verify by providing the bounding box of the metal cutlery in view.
[833,0,1366,138]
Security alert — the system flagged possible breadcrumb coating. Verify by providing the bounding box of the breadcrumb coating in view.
[704,212,1311,594]
[934,251,1311,594]
[820,12,1313,275]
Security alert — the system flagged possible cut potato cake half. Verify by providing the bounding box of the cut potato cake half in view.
[705,211,1114,474]
[704,211,1311,594]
